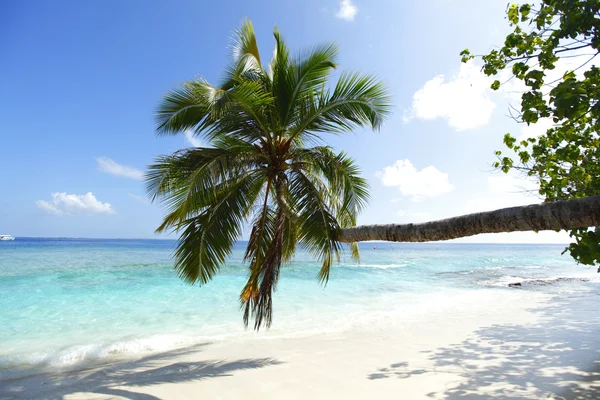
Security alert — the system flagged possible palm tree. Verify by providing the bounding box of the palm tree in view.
[339,195,600,242]
[146,19,391,330]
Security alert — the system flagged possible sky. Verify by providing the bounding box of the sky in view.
[0,0,572,243]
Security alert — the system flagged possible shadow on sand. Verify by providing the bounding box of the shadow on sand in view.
[368,292,600,399]
[0,343,282,399]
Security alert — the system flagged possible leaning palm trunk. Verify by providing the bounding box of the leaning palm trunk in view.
[338,195,600,243]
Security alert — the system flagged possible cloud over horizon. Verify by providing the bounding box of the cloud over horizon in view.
[37,192,115,215]
[377,159,454,201]
[96,157,144,180]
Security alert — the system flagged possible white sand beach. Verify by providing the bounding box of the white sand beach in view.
[3,0,600,399]
[2,289,599,400]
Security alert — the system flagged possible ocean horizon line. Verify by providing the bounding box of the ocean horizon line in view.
[1,236,572,245]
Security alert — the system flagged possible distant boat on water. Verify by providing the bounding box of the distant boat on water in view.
[0,235,15,241]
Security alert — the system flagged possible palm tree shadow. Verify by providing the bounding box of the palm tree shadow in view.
[367,292,600,399]
[0,343,283,399]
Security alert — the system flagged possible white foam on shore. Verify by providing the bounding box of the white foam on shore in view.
[478,273,600,288]
[348,263,408,269]
[0,334,196,375]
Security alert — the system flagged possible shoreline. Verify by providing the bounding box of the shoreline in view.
[0,286,558,375]
[2,238,573,245]
[2,289,599,399]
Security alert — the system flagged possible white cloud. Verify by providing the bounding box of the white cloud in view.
[96,157,144,180]
[377,159,454,201]
[405,47,596,133]
[519,118,555,140]
[405,61,495,131]
[184,129,203,147]
[464,174,540,214]
[487,174,537,194]
[336,0,358,21]
[36,192,115,216]
[396,210,433,221]
[128,193,150,205]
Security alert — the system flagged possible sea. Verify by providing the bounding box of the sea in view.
[1,238,598,378]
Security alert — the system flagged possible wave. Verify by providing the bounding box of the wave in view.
[0,334,196,375]
[478,274,598,288]
[344,263,408,269]
[506,277,591,287]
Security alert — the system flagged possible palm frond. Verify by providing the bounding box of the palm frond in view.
[146,147,262,230]
[241,205,285,330]
[232,18,262,66]
[156,78,274,144]
[155,80,214,136]
[288,169,342,284]
[221,19,266,90]
[291,147,367,265]
[291,146,369,225]
[170,171,265,284]
[282,43,338,126]
[240,175,297,329]
[291,72,392,139]
[269,27,292,128]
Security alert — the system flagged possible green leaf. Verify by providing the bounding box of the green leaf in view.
[460,49,474,63]
[507,4,519,25]
[465,1,600,267]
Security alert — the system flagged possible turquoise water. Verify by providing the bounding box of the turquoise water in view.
[1,238,598,373]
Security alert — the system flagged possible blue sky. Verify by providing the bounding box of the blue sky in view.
[0,0,570,242]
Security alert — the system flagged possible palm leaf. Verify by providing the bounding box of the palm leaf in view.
[288,169,342,284]
[221,19,266,90]
[282,43,338,126]
[291,72,391,140]
[170,171,265,284]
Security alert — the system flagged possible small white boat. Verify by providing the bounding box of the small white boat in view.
[0,235,15,241]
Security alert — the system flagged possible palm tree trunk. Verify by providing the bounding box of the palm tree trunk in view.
[338,195,600,243]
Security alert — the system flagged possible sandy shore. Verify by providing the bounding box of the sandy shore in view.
[2,290,600,400]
